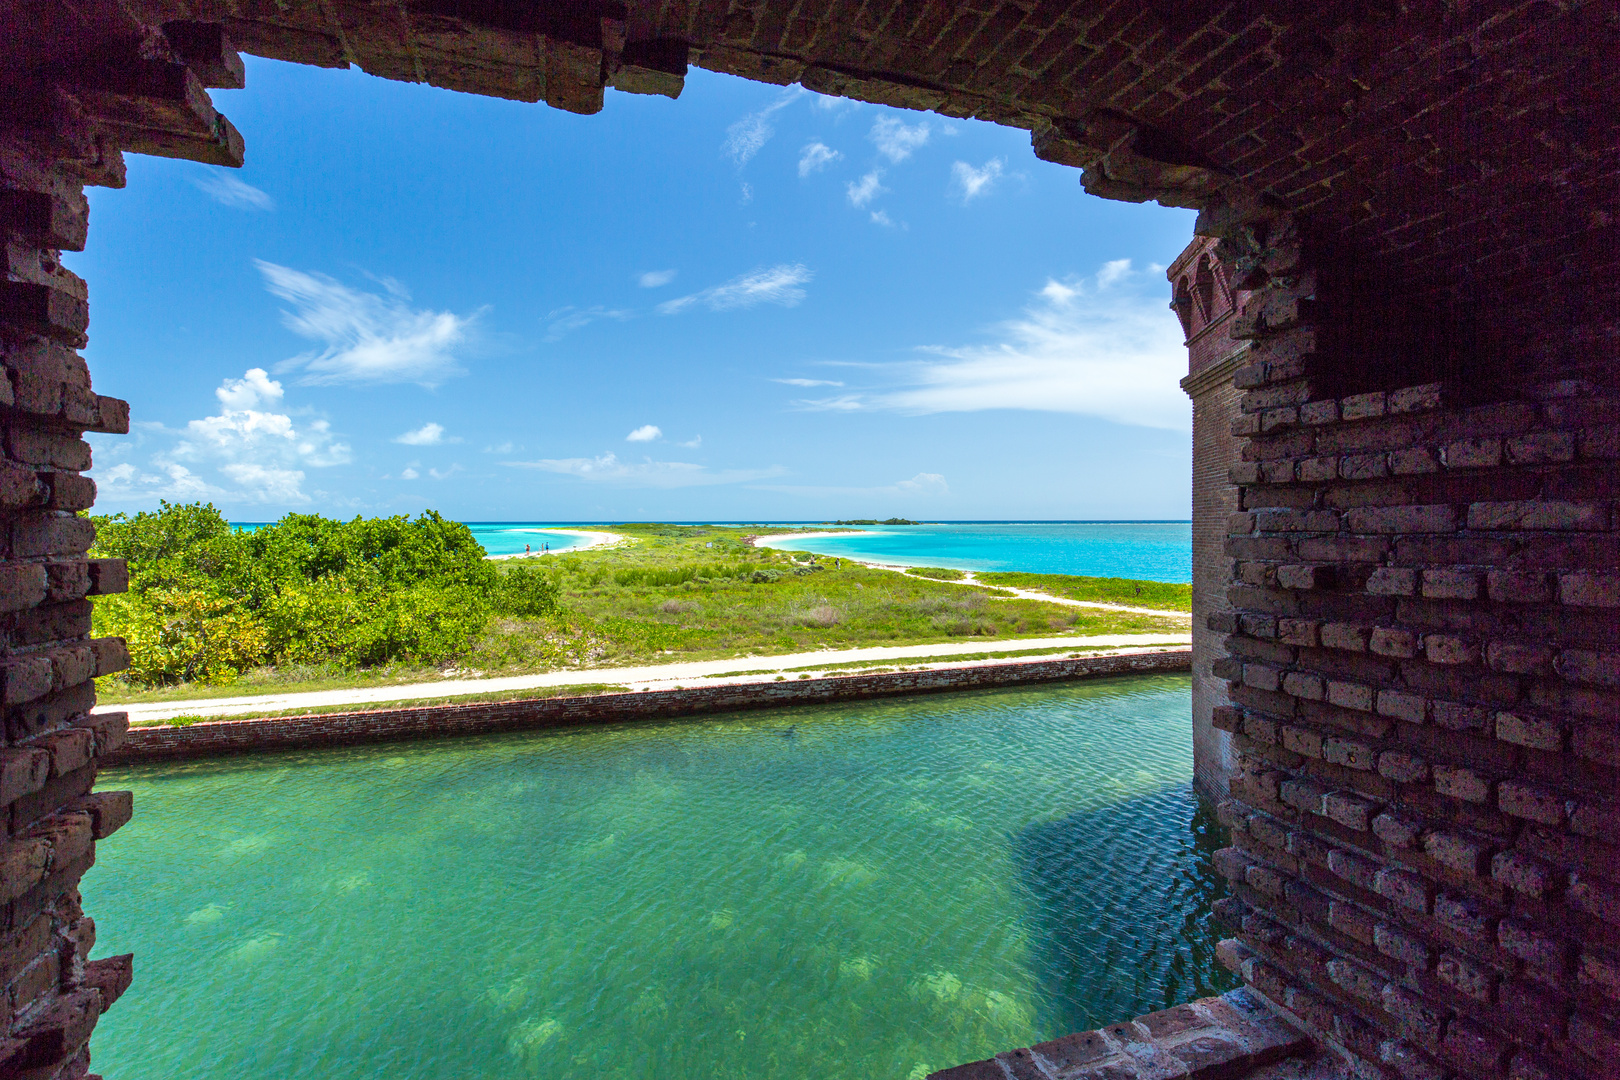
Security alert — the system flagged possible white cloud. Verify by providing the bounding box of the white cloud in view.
[194,172,274,210]
[429,465,461,480]
[870,209,897,227]
[799,142,842,176]
[483,441,515,454]
[724,89,802,165]
[846,171,886,208]
[543,304,632,342]
[626,425,662,442]
[754,472,951,498]
[657,264,812,315]
[793,261,1190,431]
[638,270,677,288]
[678,435,702,449]
[869,116,930,162]
[215,367,283,410]
[94,369,352,506]
[950,158,1004,203]
[740,182,753,204]
[401,466,420,480]
[503,452,784,489]
[773,378,844,387]
[395,422,456,446]
[256,261,478,387]
[811,93,856,113]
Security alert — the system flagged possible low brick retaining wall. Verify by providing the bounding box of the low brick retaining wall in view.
[104,649,1191,763]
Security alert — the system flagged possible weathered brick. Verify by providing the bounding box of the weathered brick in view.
[1424,831,1491,876]
[1367,567,1417,595]
[1437,951,1498,1002]
[1423,635,1477,666]
[1322,791,1375,830]
[1377,690,1427,724]
[1486,641,1553,674]
[1369,627,1417,658]
[1276,564,1329,590]
[1390,447,1440,475]
[1280,723,1324,756]
[1433,764,1492,804]
[1498,918,1568,974]
[1326,957,1385,1001]
[1296,455,1337,481]
[1467,500,1607,531]
[1431,701,1489,733]
[1389,384,1443,414]
[1498,780,1564,825]
[1243,663,1282,692]
[1347,505,1455,534]
[1341,393,1386,421]
[0,563,48,612]
[1372,811,1421,848]
[1421,569,1479,600]
[1442,437,1502,469]
[1340,452,1388,480]
[1325,683,1373,714]
[1376,750,1429,783]
[1491,851,1555,899]
[1507,430,1575,464]
[1569,801,1620,840]
[1277,618,1319,646]
[1487,569,1552,603]
[1434,892,1494,939]
[1280,778,1325,815]
[1382,983,1446,1042]
[1556,649,1620,687]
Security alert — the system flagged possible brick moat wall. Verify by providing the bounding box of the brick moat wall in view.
[106,650,1193,763]
[1206,221,1620,1080]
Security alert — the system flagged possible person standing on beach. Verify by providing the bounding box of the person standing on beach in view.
[525,543,531,554]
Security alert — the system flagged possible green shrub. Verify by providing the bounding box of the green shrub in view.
[495,564,563,617]
[905,566,964,581]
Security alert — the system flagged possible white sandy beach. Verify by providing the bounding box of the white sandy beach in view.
[487,528,627,559]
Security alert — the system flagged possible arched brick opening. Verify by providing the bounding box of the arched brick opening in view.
[2,4,1614,1078]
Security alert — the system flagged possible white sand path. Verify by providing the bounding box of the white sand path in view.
[486,528,628,559]
[103,634,1191,724]
[750,536,1188,620]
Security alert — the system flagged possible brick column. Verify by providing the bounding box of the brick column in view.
[1203,216,1620,1080]
[1172,240,1249,801]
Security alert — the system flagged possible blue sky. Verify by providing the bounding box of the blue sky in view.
[71,58,1198,522]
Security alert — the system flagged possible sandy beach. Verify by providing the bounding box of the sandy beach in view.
[487,528,627,559]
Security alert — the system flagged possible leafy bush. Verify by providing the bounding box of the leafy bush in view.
[91,502,502,687]
[905,566,965,581]
[494,564,563,618]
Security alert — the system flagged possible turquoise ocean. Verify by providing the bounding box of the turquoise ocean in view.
[468,521,1192,582]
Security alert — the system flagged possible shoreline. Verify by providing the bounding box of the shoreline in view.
[486,528,627,559]
[749,530,875,548]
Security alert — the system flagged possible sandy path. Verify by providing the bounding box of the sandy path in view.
[487,528,628,559]
[753,535,1187,619]
[104,634,1191,724]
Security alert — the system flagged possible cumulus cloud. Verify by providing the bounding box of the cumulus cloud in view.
[657,264,812,315]
[846,171,886,208]
[799,142,842,176]
[395,422,457,446]
[401,466,420,480]
[950,158,1005,203]
[791,261,1190,431]
[869,116,930,162]
[94,368,352,506]
[503,452,784,489]
[638,270,677,288]
[194,172,274,210]
[773,378,844,387]
[256,261,479,387]
[724,89,802,165]
[626,425,662,442]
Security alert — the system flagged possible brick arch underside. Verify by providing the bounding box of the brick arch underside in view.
[0,2,1616,1079]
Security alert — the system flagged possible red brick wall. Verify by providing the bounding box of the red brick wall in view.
[108,650,1193,763]
[1206,218,1620,1080]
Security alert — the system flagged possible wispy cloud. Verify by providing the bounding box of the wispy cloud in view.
[503,452,784,489]
[626,424,662,442]
[678,435,702,449]
[754,472,950,498]
[799,142,842,177]
[869,116,930,162]
[256,262,479,387]
[194,172,274,210]
[657,264,812,315]
[870,209,897,228]
[773,378,844,387]
[395,422,459,446]
[792,261,1189,431]
[543,304,633,342]
[724,89,802,166]
[950,158,1004,203]
[638,270,677,288]
[846,171,886,208]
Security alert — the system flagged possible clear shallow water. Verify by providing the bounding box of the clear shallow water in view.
[759,522,1192,582]
[465,523,599,556]
[88,677,1231,1079]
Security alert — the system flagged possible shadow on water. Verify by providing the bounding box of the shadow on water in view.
[1012,784,1237,1035]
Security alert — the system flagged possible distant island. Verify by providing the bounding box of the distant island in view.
[832,518,920,525]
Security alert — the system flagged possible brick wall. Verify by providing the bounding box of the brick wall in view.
[1175,237,1249,800]
[107,650,1193,764]
[0,145,139,1076]
[1204,217,1620,1080]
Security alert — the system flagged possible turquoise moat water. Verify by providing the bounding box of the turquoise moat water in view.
[87,676,1231,1079]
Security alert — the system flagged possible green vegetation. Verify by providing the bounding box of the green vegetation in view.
[904,566,965,581]
[92,509,1187,703]
[975,571,1192,612]
[833,518,918,525]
